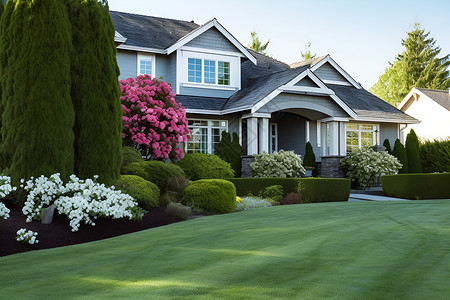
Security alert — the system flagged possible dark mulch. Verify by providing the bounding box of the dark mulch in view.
[0,207,181,257]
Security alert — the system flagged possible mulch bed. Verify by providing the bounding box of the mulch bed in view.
[0,207,181,257]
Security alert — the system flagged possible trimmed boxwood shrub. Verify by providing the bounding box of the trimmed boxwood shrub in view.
[381,173,450,199]
[227,178,350,203]
[122,161,186,193]
[392,139,408,174]
[122,146,143,169]
[176,153,234,180]
[115,175,160,210]
[405,129,422,173]
[182,179,236,213]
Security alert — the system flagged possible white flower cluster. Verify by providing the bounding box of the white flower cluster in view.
[251,150,306,178]
[22,174,138,232]
[0,201,10,219]
[236,196,272,212]
[16,228,39,244]
[0,175,17,198]
[340,147,402,189]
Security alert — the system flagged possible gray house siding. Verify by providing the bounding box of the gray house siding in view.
[155,54,170,82]
[273,112,306,156]
[314,62,348,82]
[167,52,177,88]
[117,50,137,80]
[185,27,239,53]
[380,123,399,147]
[294,77,319,87]
[180,86,236,98]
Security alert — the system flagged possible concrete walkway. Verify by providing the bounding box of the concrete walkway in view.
[348,193,410,202]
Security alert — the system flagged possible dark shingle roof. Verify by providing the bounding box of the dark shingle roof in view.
[175,95,228,111]
[328,84,418,121]
[110,11,199,50]
[289,55,327,69]
[416,88,450,112]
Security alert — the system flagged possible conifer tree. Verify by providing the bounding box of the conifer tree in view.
[392,139,408,174]
[215,131,243,178]
[248,31,270,54]
[405,129,422,173]
[67,0,122,185]
[1,0,74,183]
[383,139,392,154]
[303,141,316,169]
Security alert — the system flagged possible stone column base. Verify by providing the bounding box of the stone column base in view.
[241,155,255,178]
[320,156,346,178]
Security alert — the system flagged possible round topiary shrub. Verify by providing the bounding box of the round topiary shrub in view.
[250,150,306,177]
[182,179,236,213]
[121,160,186,193]
[115,175,160,210]
[177,153,234,180]
[122,146,143,169]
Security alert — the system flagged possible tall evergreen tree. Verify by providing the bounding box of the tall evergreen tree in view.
[67,0,122,185]
[392,139,408,174]
[405,129,422,173]
[1,0,74,183]
[248,31,270,54]
[370,23,450,106]
[383,139,392,154]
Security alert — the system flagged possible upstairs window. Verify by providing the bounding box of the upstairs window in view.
[203,60,216,84]
[187,58,230,86]
[218,61,230,85]
[138,53,155,77]
[188,58,202,83]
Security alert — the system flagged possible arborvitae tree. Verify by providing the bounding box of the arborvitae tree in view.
[405,129,422,173]
[67,0,122,185]
[303,141,316,169]
[215,131,243,177]
[383,139,392,154]
[1,0,74,183]
[392,139,408,174]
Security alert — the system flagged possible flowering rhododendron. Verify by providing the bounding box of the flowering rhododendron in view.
[120,75,190,160]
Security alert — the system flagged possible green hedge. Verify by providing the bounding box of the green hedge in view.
[420,139,450,173]
[183,179,236,213]
[122,161,186,193]
[381,173,450,199]
[115,175,160,210]
[226,178,350,203]
[176,153,234,180]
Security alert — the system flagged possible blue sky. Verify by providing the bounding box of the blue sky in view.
[108,0,450,89]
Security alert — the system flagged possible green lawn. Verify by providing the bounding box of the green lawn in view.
[1,200,450,299]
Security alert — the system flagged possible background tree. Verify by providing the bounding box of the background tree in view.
[0,0,75,184]
[67,0,122,185]
[405,129,422,173]
[301,42,317,60]
[370,23,450,106]
[248,31,269,54]
[392,139,408,174]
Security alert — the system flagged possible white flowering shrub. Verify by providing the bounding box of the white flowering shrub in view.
[0,175,16,198]
[250,150,306,178]
[21,174,140,232]
[340,147,402,190]
[0,202,10,219]
[16,228,39,244]
[236,196,272,211]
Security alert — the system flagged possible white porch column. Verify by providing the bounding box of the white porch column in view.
[305,120,310,143]
[258,118,269,153]
[339,122,346,155]
[329,121,339,155]
[247,117,258,155]
[321,122,328,156]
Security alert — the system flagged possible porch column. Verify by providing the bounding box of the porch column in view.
[321,122,328,156]
[258,118,269,153]
[329,121,339,155]
[339,122,346,155]
[247,117,258,155]
[305,120,310,143]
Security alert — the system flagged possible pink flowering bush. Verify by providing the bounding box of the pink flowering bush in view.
[120,75,190,161]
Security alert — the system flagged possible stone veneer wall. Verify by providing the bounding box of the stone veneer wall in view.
[241,155,255,178]
[319,156,346,178]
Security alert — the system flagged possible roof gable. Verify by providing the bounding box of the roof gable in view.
[310,55,362,89]
[399,87,450,112]
[185,27,240,53]
[294,76,320,88]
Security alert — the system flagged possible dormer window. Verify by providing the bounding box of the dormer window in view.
[218,61,230,85]
[187,57,230,86]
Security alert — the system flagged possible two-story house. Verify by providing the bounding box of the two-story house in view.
[111,11,418,176]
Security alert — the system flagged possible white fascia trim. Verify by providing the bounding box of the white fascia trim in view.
[166,19,257,65]
[397,87,423,110]
[330,94,358,119]
[322,79,353,86]
[180,46,245,58]
[320,117,350,122]
[117,44,166,54]
[182,82,238,91]
[242,112,272,119]
[310,55,362,89]
[356,117,420,124]
[115,31,127,43]
[278,85,335,96]
[186,105,252,116]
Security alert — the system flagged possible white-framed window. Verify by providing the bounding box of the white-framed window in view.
[186,119,228,154]
[345,123,379,154]
[269,123,278,153]
[187,58,230,86]
[138,53,155,77]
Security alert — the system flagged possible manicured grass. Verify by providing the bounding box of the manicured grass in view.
[1,200,450,299]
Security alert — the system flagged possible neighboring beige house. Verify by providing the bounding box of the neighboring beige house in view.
[398,87,450,142]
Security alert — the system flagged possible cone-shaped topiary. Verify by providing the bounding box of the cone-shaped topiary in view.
[303,141,316,169]
[214,131,243,177]
[383,139,392,154]
[1,0,75,184]
[392,139,408,174]
[405,129,422,173]
[67,0,122,185]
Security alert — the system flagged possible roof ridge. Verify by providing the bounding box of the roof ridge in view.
[246,48,290,67]
[416,87,449,93]
[289,55,328,69]
[110,10,199,26]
